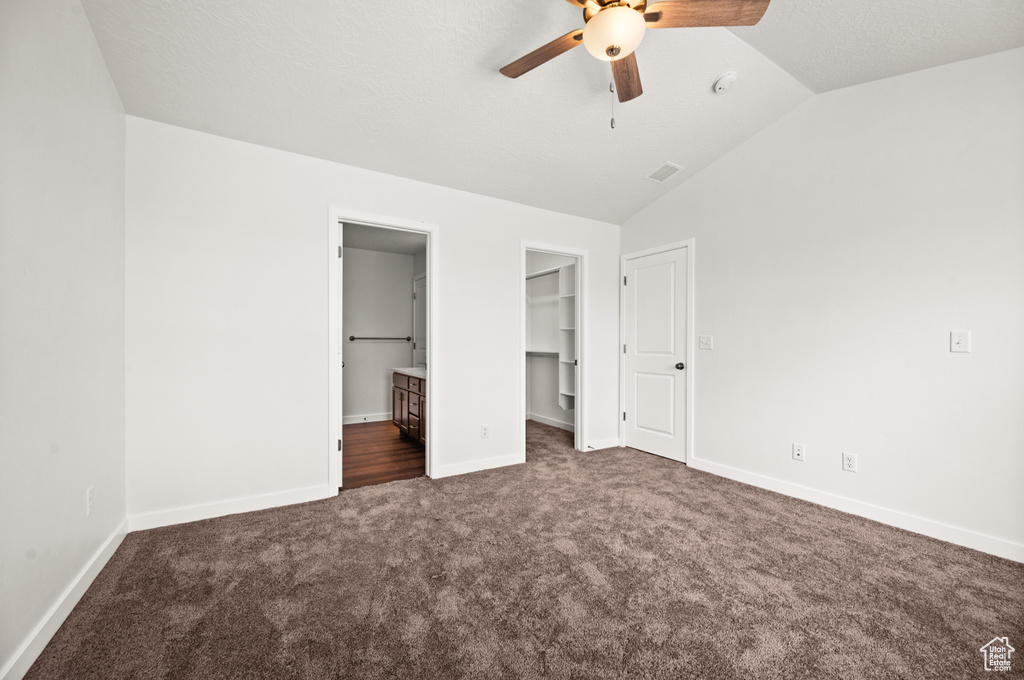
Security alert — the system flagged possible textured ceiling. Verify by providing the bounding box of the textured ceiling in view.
[731,0,1024,92]
[80,0,1023,224]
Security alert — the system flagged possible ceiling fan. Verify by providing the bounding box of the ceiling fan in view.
[500,0,771,103]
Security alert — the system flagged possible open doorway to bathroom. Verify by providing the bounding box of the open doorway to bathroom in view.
[339,222,429,490]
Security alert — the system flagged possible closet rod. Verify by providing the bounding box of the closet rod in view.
[525,266,562,281]
[349,336,411,341]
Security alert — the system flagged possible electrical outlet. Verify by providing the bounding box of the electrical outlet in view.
[480,425,489,439]
[699,335,714,350]
[792,443,805,461]
[843,453,858,473]
[86,486,94,516]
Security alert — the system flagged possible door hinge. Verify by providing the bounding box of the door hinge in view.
[574,359,578,366]
[623,275,627,286]
[412,292,416,300]
[338,439,342,451]
[338,246,342,258]
[623,411,626,421]
[623,343,626,354]
[413,342,416,349]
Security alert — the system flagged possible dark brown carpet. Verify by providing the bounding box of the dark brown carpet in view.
[26,422,1023,679]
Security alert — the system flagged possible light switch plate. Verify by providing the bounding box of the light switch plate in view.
[950,331,971,353]
[699,335,714,350]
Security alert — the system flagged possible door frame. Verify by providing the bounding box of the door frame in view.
[328,208,439,490]
[520,241,587,457]
[412,273,427,367]
[619,239,695,462]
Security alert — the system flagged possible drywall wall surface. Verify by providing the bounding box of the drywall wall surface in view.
[0,0,126,676]
[527,355,574,430]
[342,248,414,420]
[125,116,621,517]
[526,251,575,275]
[621,49,1024,554]
[526,274,559,353]
[413,250,426,278]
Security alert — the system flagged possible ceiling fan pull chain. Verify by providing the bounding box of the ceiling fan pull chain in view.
[610,79,616,129]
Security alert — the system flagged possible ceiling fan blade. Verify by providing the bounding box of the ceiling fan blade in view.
[499,29,584,79]
[644,0,770,28]
[611,52,642,103]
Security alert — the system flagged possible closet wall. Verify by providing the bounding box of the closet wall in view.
[342,247,414,423]
[526,252,575,431]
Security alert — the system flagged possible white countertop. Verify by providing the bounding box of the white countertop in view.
[392,367,426,379]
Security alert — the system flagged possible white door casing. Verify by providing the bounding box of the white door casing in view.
[329,210,438,488]
[413,274,427,367]
[521,243,587,456]
[622,244,689,462]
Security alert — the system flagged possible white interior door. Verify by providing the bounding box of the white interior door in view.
[623,246,688,462]
[412,274,427,367]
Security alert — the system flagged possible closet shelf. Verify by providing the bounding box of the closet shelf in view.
[527,261,577,415]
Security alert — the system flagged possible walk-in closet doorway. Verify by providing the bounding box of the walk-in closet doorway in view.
[521,244,585,456]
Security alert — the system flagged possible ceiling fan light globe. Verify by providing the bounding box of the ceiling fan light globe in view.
[582,5,646,62]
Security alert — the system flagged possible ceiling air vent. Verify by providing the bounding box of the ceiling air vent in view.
[645,162,683,184]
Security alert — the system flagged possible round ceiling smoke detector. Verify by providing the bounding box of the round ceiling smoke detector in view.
[713,72,738,93]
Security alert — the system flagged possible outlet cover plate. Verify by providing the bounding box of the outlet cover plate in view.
[843,453,858,472]
[699,335,713,350]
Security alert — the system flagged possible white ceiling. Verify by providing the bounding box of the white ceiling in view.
[731,0,1024,93]
[80,0,1024,224]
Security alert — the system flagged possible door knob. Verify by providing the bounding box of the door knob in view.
[675,362,685,370]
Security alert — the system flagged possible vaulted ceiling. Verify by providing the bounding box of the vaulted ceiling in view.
[81,0,1024,224]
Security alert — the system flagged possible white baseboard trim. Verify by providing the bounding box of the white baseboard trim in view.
[342,412,391,425]
[527,413,574,432]
[431,452,524,479]
[128,485,334,532]
[688,457,1024,563]
[1,518,128,680]
[584,437,622,451]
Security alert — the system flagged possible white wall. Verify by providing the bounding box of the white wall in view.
[125,116,621,523]
[527,356,573,431]
[621,49,1024,560]
[0,0,127,677]
[526,273,559,352]
[526,251,575,275]
[413,250,426,278]
[342,247,414,422]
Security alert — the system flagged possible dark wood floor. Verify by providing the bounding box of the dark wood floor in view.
[342,420,425,490]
